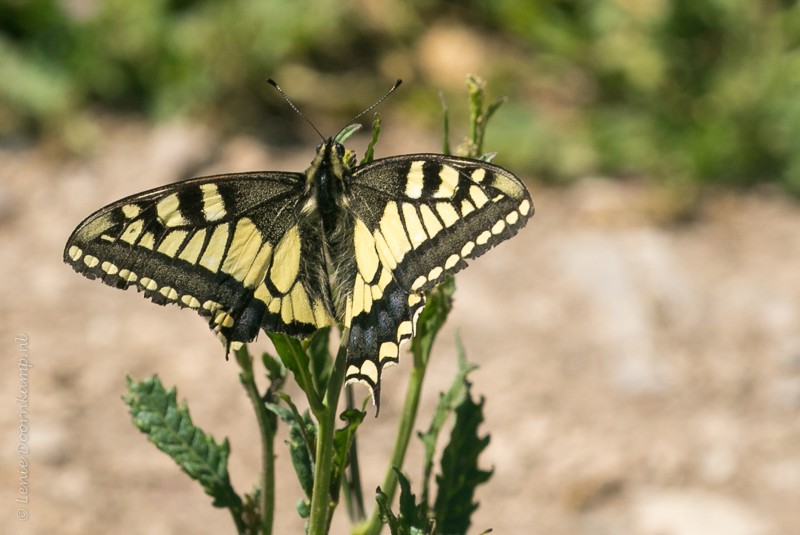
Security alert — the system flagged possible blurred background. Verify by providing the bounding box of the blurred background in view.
[6,0,800,194]
[2,1,800,534]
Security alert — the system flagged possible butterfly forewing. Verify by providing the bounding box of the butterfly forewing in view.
[350,155,532,291]
[64,172,336,348]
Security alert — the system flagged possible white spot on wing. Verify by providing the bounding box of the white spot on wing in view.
[68,246,83,262]
[434,165,460,198]
[405,161,425,199]
[101,261,118,275]
[471,168,486,183]
[201,183,227,221]
[156,193,187,227]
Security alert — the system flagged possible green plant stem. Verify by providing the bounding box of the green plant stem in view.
[230,505,248,534]
[358,364,427,535]
[237,348,277,535]
[343,386,366,522]
[468,76,482,151]
[248,382,276,535]
[307,343,349,535]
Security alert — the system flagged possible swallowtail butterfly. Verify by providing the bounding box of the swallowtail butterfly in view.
[64,83,534,411]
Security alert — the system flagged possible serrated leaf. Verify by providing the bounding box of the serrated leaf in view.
[122,375,241,510]
[267,395,317,503]
[397,469,421,529]
[376,485,401,534]
[268,402,317,500]
[271,394,317,463]
[376,469,434,535]
[433,384,493,535]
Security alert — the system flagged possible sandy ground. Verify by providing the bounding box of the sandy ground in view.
[2,118,799,534]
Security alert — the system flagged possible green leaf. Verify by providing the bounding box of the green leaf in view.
[269,332,323,413]
[397,469,424,532]
[331,408,365,503]
[376,469,434,535]
[335,123,362,144]
[306,327,333,395]
[262,349,286,387]
[361,113,382,164]
[410,277,455,369]
[122,375,242,510]
[419,335,477,508]
[236,344,284,406]
[289,412,317,500]
[334,408,365,458]
[433,382,493,535]
[267,398,317,500]
[375,485,401,534]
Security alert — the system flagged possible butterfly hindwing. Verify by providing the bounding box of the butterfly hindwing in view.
[64,172,336,348]
[342,260,426,408]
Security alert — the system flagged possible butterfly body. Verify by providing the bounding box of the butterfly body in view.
[65,135,533,409]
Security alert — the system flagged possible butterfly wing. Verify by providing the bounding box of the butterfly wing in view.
[342,154,533,406]
[64,172,336,348]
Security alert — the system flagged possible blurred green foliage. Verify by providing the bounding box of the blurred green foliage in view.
[2,0,800,193]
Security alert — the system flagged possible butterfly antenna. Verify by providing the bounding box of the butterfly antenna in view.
[266,78,325,141]
[343,79,403,129]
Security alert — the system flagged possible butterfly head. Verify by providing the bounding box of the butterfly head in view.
[308,139,355,183]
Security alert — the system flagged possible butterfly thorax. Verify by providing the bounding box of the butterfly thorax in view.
[303,139,357,322]
[305,139,353,236]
